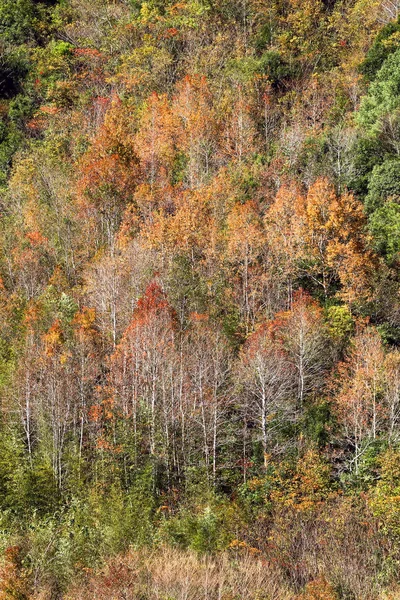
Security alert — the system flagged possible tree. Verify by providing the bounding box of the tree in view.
[264,178,375,305]
[357,47,400,142]
[379,0,400,23]
[226,200,264,332]
[143,187,216,269]
[76,95,139,252]
[12,320,38,460]
[274,291,328,406]
[39,319,77,487]
[71,307,102,460]
[263,181,305,311]
[359,16,400,81]
[303,178,375,304]
[237,322,295,466]
[172,75,218,188]
[7,148,80,283]
[134,92,178,189]
[220,86,258,165]
[110,281,177,477]
[334,327,386,474]
[182,315,232,485]
[84,241,156,348]
[368,448,400,549]
[383,350,400,442]
[369,201,400,263]
[11,231,55,301]
[365,159,400,213]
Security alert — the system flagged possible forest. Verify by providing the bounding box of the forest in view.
[2,0,400,598]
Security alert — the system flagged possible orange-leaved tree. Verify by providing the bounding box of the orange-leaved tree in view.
[76,95,139,252]
[333,327,386,474]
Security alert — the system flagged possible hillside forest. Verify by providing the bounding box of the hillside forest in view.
[4,0,400,598]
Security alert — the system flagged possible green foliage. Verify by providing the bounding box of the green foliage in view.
[130,0,211,29]
[80,478,155,555]
[0,430,26,513]
[341,440,384,491]
[0,2,400,598]
[301,400,334,448]
[238,467,276,514]
[0,121,23,186]
[325,304,354,346]
[21,461,61,517]
[0,0,37,44]
[376,321,400,345]
[0,0,60,45]
[0,0,66,189]
[259,50,291,86]
[360,17,400,82]
[348,134,386,196]
[369,448,400,541]
[8,93,36,125]
[125,467,157,547]
[159,499,241,554]
[166,253,208,322]
[37,286,79,331]
[0,44,29,99]
[296,133,329,182]
[33,39,74,92]
[365,159,400,213]
[357,48,400,134]
[369,201,400,263]
[0,435,61,521]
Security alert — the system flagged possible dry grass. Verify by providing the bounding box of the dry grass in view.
[66,546,294,600]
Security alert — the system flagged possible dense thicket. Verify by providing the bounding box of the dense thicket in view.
[2,0,400,598]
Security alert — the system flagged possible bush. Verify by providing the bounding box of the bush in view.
[360,17,400,82]
[369,201,400,263]
[365,159,400,214]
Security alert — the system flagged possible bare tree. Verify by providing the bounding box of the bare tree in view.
[236,324,295,466]
[379,0,400,23]
[183,317,232,485]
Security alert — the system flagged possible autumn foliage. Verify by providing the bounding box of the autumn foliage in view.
[1,0,400,598]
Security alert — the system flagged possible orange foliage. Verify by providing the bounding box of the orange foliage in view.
[334,327,386,470]
[134,92,179,186]
[265,178,375,304]
[0,546,28,600]
[143,188,216,261]
[76,95,139,247]
[270,449,334,513]
[42,319,64,356]
[298,576,339,600]
[173,75,218,188]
